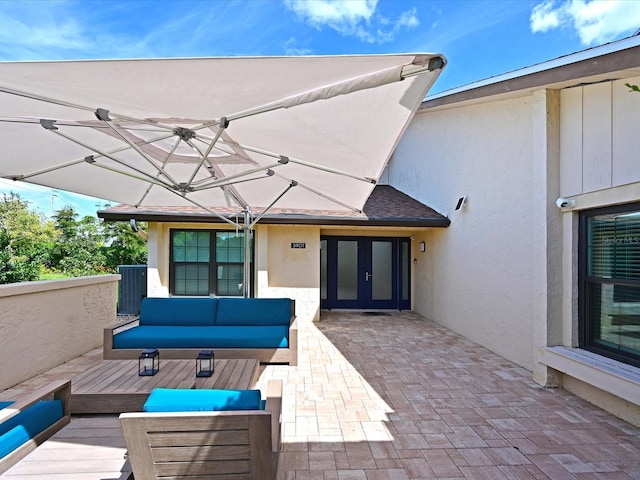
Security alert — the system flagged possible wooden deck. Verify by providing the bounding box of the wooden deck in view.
[4,312,640,479]
[71,358,259,414]
[0,416,132,480]
[0,351,261,479]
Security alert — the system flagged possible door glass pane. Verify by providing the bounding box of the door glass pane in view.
[320,240,327,300]
[337,241,357,300]
[372,241,392,300]
[402,241,409,301]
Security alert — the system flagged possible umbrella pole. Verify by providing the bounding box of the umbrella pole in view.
[243,208,251,298]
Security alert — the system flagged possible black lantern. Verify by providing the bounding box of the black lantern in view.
[139,349,159,376]
[196,350,215,377]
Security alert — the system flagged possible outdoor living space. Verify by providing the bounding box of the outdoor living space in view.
[2,310,640,479]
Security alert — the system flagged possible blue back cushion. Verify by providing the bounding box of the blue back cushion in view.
[0,400,64,459]
[143,388,263,412]
[139,297,218,326]
[216,298,292,326]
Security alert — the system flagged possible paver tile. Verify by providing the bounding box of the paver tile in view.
[7,310,640,480]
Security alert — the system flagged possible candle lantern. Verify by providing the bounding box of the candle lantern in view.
[139,349,159,376]
[196,350,215,377]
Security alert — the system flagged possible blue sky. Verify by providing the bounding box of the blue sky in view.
[1,0,639,217]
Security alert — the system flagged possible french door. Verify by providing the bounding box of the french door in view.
[321,236,411,310]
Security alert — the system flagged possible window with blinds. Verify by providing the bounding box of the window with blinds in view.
[170,229,251,297]
[580,203,640,367]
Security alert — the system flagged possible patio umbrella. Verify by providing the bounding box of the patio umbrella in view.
[0,53,445,295]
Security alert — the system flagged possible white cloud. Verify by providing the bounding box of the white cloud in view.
[284,0,419,44]
[530,1,561,32]
[0,13,94,58]
[284,37,314,56]
[285,0,377,27]
[530,0,640,45]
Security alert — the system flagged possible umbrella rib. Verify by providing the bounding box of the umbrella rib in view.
[193,134,366,211]
[249,181,297,229]
[44,128,177,191]
[0,84,97,114]
[5,157,86,181]
[87,162,240,228]
[97,115,181,187]
[195,173,274,191]
[192,161,284,190]
[212,139,377,184]
[148,57,439,138]
[183,118,228,186]
[184,138,250,210]
[135,135,183,206]
[274,173,363,213]
[5,125,177,182]
[0,84,179,133]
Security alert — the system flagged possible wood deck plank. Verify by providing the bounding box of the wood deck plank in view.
[71,358,259,414]
[0,416,132,480]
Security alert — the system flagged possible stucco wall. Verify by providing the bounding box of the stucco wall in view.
[0,275,119,391]
[256,224,321,322]
[389,96,536,370]
[145,222,323,322]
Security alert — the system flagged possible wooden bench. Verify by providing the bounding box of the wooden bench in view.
[0,379,71,474]
[119,379,282,480]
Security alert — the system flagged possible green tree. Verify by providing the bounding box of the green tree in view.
[51,207,107,276]
[0,193,57,283]
[100,220,148,270]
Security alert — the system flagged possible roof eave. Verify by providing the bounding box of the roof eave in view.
[421,37,640,110]
[97,211,450,228]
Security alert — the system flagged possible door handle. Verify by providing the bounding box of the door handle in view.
[365,272,371,281]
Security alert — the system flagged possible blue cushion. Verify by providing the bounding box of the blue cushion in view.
[139,298,218,326]
[143,388,263,412]
[216,298,292,326]
[0,400,64,459]
[113,325,289,349]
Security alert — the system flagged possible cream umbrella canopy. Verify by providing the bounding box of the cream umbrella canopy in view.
[0,53,445,295]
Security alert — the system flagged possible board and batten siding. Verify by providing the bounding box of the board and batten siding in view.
[560,77,640,196]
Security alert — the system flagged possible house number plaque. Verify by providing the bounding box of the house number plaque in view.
[291,242,306,249]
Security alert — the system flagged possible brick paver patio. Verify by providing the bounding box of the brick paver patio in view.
[257,311,640,479]
[2,310,640,479]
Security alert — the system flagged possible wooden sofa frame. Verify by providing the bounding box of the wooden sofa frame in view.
[0,379,71,474]
[103,301,297,365]
[119,379,282,480]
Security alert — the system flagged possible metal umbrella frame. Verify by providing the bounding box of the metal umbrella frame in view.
[0,54,446,296]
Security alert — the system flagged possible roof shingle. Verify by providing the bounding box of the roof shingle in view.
[98,185,449,228]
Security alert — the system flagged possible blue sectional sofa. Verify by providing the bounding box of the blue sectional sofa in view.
[104,297,297,365]
[0,380,71,474]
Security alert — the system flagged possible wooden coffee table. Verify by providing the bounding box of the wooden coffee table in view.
[71,358,259,414]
